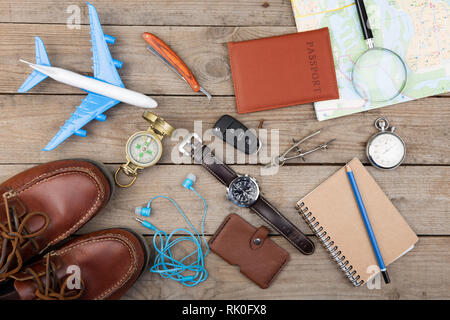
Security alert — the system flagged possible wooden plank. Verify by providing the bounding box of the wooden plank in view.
[0,164,447,235]
[0,0,448,302]
[3,23,449,97]
[123,236,450,299]
[0,24,297,95]
[0,95,448,165]
[0,0,296,26]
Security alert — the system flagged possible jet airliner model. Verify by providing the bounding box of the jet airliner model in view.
[18,2,157,151]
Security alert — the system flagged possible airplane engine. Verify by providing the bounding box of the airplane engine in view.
[113,59,123,69]
[104,34,116,45]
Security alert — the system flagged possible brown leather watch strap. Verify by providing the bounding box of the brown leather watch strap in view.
[250,197,315,255]
[193,145,238,186]
[191,143,314,255]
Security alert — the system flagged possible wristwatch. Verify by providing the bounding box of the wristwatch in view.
[178,133,315,255]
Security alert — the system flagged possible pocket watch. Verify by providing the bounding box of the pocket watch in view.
[366,117,406,170]
[115,111,175,188]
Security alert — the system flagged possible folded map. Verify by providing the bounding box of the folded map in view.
[291,0,450,120]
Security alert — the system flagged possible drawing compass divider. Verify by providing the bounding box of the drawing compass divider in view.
[266,130,336,168]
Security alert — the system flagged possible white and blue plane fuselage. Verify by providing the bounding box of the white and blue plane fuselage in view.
[18,2,157,151]
[20,61,157,109]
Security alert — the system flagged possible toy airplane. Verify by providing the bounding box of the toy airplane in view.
[18,2,157,151]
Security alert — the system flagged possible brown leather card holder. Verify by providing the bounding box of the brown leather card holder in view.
[209,213,290,289]
[228,27,339,113]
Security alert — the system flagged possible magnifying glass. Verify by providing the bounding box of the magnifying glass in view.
[352,0,407,103]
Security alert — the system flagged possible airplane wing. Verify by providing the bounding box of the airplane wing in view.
[43,93,120,151]
[87,2,124,87]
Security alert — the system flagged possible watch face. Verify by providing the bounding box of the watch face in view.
[127,132,162,167]
[228,176,260,207]
[367,132,405,169]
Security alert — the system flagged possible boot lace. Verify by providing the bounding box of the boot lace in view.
[0,190,50,279]
[23,253,84,300]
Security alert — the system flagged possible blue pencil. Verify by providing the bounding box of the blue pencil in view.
[346,165,391,284]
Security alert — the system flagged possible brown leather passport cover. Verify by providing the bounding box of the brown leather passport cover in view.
[228,27,339,113]
[209,213,290,289]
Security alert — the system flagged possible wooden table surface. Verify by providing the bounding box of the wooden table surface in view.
[0,0,448,300]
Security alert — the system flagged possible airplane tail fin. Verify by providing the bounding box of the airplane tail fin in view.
[18,37,51,93]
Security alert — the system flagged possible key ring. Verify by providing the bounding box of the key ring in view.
[374,117,390,131]
[114,163,138,188]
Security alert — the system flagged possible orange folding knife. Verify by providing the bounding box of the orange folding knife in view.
[142,32,211,100]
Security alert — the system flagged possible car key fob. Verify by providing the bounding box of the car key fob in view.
[212,115,261,154]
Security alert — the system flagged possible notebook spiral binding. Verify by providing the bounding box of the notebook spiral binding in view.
[297,201,364,287]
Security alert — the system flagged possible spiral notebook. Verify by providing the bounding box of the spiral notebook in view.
[296,158,418,286]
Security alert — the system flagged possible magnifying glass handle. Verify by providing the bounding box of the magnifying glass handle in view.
[355,0,374,45]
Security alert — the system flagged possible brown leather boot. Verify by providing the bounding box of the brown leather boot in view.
[0,229,150,300]
[0,159,113,281]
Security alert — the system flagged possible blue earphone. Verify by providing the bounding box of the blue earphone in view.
[135,173,209,287]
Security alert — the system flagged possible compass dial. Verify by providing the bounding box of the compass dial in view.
[127,132,162,167]
[368,133,405,169]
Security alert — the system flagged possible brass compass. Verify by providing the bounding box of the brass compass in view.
[115,111,175,188]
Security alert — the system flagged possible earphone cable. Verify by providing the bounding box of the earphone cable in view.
[139,189,209,287]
